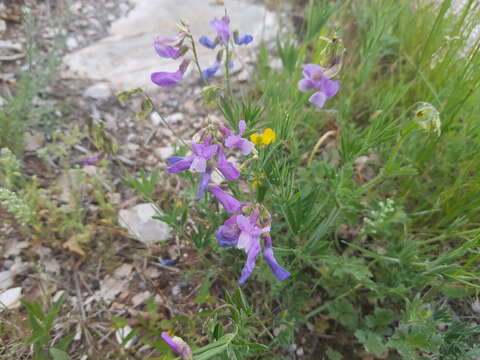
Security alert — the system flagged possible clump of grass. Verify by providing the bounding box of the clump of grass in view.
[0,8,64,154]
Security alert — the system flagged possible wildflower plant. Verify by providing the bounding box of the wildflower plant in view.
[120,1,480,359]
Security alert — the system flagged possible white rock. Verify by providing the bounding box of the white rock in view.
[62,0,279,91]
[83,82,112,100]
[118,203,172,243]
[150,112,162,126]
[66,37,79,50]
[472,299,480,313]
[0,96,6,107]
[0,271,13,291]
[171,285,181,296]
[166,112,184,123]
[0,287,22,311]
[154,146,174,160]
[115,325,135,349]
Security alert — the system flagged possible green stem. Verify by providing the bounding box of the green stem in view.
[224,41,233,99]
[190,35,208,87]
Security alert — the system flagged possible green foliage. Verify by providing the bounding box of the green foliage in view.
[114,0,480,358]
[124,168,159,200]
[22,294,72,360]
[0,8,65,154]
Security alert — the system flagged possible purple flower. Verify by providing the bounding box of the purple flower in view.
[199,36,218,49]
[166,156,184,165]
[211,16,232,44]
[209,186,243,213]
[166,137,218,200]
[234,33,253,46]
[166,137,218,174]
[151,59,190,88]
[214,208,291,285]
[154,34,185,59]
[263,236,291,280]
[221,120,254,155]
[236,212,270,252]
[215,214,240,247]
[196,166,212,201]
[298,63,340,108]
[203,60,221,80]
[215,147,240,181]
[191,137,218,173]
[161,332,192,360]
[165,155,194,173]
[82,154,101,166]
[238,238,261,285]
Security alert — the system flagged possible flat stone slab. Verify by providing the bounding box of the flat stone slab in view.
[62,0,277,91]
[118,203,172,243]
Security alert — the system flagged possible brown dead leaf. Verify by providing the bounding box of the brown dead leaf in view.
[63,237,86,256]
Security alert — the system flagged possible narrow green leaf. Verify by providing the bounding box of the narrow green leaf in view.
[49,348,71,360]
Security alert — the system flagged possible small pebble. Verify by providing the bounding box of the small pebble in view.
[171,285,181,296]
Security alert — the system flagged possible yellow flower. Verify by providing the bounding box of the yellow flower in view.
[252,172,267,188]
[250,128,276,146]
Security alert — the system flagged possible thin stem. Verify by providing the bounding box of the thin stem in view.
[189,35,208,86]
[224,41,233,99]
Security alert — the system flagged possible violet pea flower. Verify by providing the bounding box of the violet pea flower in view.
[199,36,218,49]
[154,34,185,59]
[263,236,291,280]
[221,120,254,155]
[236,212,270,285]
[166,138,217,201]
[190,138,218,173]
[214,209,291,284]
[166,138,218,174]
[203,60,221,80]
[161,332,192,360]
[215,214,240,247]
[151,59,190,88]
[211,16,232,44]
[215,147,240,181]
[298,63,340,108]
[234,33,253,46]
[196,166,213,201]
[209,186,244,213]
[199,16,232,49]
[82,154,101,166]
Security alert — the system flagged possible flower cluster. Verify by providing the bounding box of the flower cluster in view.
[151,15,253,87]
[214,203,291,285]
[165,120,290,285]
[199,16,253,80]
[166,120,252,201]
[151,28,191,88]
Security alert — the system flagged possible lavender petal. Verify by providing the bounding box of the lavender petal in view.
[199,36,217,49]
[238,239,261,285]
[308,91,327,108]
